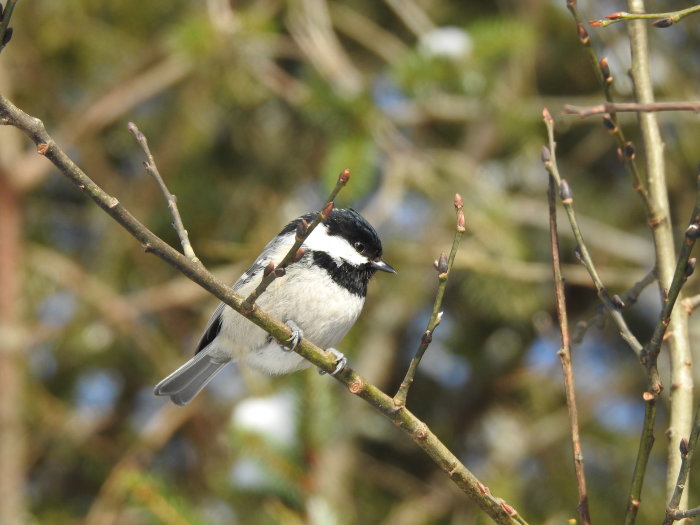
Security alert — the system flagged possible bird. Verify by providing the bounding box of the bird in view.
[154,207,395,406]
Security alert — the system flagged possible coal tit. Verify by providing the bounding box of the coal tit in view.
[154,208,395,406]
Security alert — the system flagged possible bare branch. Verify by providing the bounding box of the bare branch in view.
[589,5,700,28]
[393,194,465,407]
[128,122,201,266]
[564,102,700,118]
[547,173,591,525]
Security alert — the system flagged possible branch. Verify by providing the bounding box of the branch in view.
[547,174,591,525]
[127,122,201,265]
[564,102,700,118]
[0,92,527,525]
[589,5,700,29]
[541,108,644,357]
[663,402,700,525]
[681,294,700,315]
[0,0,18,54]
[393,194,465,407]
[240,169,350,313]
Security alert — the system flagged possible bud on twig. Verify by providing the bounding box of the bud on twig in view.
[559,179,573,202]
[576,23,590,45]
[541,146,551,165]
[606,12,625,20]
[296,219,308,241]
[421,331,433,346]
[612,294,626,309]
[680,437,690,457]
[652,17,674,28]
[685,224,700,241]
[599,57,613,84]
[274,267,286,277]
[263,262,275,277]
[435,252,448,274]
[602,114,618,133]
[542,107,553,124]
[294,247,306,262]
[624,141,636,160]
[338,168,351,185]
[320,201,334,220]
[685,258,697,278]
[454,193,466,232]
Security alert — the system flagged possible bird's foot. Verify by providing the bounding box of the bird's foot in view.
[282,320,303,352]
[318,348,347,376]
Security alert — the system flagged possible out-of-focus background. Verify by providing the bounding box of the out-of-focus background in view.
[1,1,699,524]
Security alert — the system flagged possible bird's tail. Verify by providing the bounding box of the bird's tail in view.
[154,347,230,406]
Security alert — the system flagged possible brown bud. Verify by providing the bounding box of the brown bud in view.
[680,437,690,457]
[624,141,636,160]
[588,19,603,28]
[37,143,49,155]
[602,114,618,133]
[263,262,275,277]
[559,179,573,201]
[577,23,590,43]
[457,210,466,232]
[686,258,697,278]
[606,12,625,20]
[294,247,306,262]
[686,224,700,241]
[320,201,334,220]
[599,57,613,84]
[295,219,308,241]
[436,252,448,274]
[421,331,433,345]
[541,145,551,164]
[274,267,286,277]
[338,168,351,184]
[652,17,674,28]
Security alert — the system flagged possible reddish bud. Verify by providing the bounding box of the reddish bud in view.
[652,17,673,28]
[642,391,655,401]
[294,247,306,262]
[37,143,49,155]
[263,262,275,277]
[606,12,625,20]
[587,19,602,28]
[680,437,690,457]
[454,193,464,210]
[500,502,517,517]
[542,107,553,123]
[577,23,591,42]
[457,210,466,232]
[338,168,351,184]
[600,57,613,84]
[320,201,334,220]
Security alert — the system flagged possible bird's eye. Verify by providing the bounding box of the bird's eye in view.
[354,242,366,254]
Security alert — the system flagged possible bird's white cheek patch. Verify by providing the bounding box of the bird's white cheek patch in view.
[303,225,368,266]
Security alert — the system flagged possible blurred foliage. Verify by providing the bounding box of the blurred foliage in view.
[2,0,700,524]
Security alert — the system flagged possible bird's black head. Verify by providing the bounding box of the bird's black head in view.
[285,208,395,297]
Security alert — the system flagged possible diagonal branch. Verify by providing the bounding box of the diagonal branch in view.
[0,92,527,525]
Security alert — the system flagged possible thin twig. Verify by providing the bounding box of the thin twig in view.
[565,1,656,217]
[572,269,656,346]
[0,0,18,54]
[547,175,591,525]
[393,194,465,407]
[667,506,700,521]
[663,402,700,525]
[127,122,201,266]
[542,108,644,357]
[589,4,700,28]
[564,102,700,118]
[240,168,350,313]
[0,92,527,525]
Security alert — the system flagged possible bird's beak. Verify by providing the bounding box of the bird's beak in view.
[371,258,397,274]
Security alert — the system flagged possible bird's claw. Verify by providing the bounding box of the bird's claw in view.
[283,320,303,352]
[318,348,347,376]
